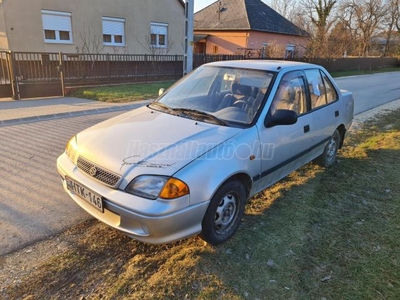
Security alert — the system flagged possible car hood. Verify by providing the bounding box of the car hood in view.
[76,106,241,180]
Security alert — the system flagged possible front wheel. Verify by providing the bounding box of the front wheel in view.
[315,129,341,167]
[200,180,247,245]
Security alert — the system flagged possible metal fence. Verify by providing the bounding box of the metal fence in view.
[11,52,183,85]
[0,51,184,99]
[193,54,248,69]
[0,50,398,99]
[62,53,183,85]
[193,54,400,71]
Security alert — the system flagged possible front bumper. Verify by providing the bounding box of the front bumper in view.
[57,154,209,244]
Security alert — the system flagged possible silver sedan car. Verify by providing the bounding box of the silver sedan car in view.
[57,60,354,245]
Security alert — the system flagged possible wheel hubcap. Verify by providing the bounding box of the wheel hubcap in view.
[326,137,337,161]
[214,194,237,234]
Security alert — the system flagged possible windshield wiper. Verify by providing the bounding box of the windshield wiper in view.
[148,102,175,114]
[172,108,227,126]
[149,103,227,126]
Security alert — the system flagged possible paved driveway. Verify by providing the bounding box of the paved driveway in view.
[0,112,123,255]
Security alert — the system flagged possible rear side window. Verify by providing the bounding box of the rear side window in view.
[305,69,338,109]
[321,71,338,104]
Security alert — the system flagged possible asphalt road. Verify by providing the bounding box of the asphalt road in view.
[335,71,400,114]
[1,72,399,255]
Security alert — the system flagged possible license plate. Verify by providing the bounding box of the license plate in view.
[66,177,104,212]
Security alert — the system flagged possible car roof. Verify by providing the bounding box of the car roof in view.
[205,60,322,72]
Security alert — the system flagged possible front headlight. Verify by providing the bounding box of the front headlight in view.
[125,175,189,200]
[65,136,79,164]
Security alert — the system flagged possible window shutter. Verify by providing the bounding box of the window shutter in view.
[102,18,125,36]
[42,13,72,31]
[151,23,168,35]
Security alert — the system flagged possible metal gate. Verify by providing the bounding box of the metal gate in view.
[0,51,64,99]
[12,52,64,99]
[0,51,13,98]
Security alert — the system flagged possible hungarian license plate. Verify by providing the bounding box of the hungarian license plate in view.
[66,177,104,212]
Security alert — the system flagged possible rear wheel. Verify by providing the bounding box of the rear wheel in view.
[200,180,246,245]
[315,129,341,167]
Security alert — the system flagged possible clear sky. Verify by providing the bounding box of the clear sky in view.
[194,0,269,12]
[194,0,217,12]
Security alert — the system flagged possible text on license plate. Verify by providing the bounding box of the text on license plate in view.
[66,177,103,212]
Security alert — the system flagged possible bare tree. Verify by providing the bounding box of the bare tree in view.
[381,0,398,56]
[397,0,400,31]
[264,40,286,58]
[268,0,298,21]
[75,25,105,78]
[328,21,355,57]
[135,33,176,79]
[76,26,104,54]
[341,0,387,56]
[136,34,175,56]
[301,0,338,57]
[111,46,129,55]
[268,0,311,32]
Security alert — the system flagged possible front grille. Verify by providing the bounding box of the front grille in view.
[77,156,121,188]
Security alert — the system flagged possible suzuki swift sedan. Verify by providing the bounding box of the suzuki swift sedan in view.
[57,60,354,245]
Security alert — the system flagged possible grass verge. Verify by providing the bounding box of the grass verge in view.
[69,80,175,102]
[2,109,400,299]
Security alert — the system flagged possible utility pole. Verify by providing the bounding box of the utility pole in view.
[183,0,194,75]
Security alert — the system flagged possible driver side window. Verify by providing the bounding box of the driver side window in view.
[271,73,307,116]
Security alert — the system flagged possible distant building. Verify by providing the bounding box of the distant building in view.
[370,35,400,57]
[0,0,185,54]
[194,0,309,58]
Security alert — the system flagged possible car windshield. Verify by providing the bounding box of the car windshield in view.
[151,66,275,126]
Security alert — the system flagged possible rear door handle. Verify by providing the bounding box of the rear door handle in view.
[304,125,310,133]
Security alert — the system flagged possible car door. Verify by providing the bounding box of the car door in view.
[255,71,315,192]
[304,69,341,148]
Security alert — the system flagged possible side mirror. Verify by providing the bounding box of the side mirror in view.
[158,88,165,96]
[264,109,298,128]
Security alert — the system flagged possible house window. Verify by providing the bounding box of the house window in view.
[212,46,218,54]
[41,10,73,44]
[151,22,168,48]
[285,45,295,58]
[102,17,125,46]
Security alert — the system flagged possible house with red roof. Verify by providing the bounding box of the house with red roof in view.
[194,0,309,58]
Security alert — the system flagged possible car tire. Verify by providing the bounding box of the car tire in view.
[200,180,247,246]
[315,129,341,167]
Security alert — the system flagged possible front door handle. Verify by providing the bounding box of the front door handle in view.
[304,125,310,133]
